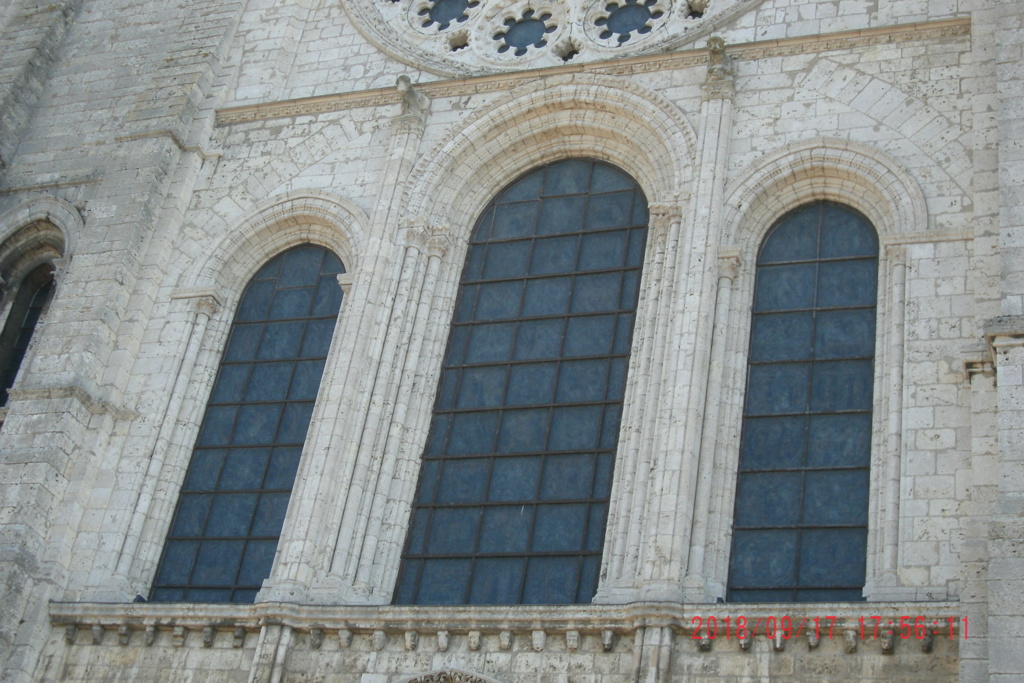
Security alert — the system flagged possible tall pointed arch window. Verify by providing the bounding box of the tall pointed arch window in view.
[396,159,649,605]
[151,245,345,603]
[0,264,54,406]
[727,202,878,602]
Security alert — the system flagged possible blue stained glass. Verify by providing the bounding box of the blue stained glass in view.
[277,402,314,443]
[206,494,258,537]
[491,201,538,239]
[211,364,249,403]
[549,406,602,450]
[218,448,270,491]
[626,229,646,267]
[759,207,818,264]
[578,232,627,270]
[749,313,813,362]
[817,260,878,308]
[171,494,212,536]
[540,453,594,500]
[514,319,564,360]
[488,456,542,501]
[256,321,305,360]
[599,405,622,448]
[448,411,499,454]
[808,414,871,467]
[311,277,343,316]
[192,541,245,586]
[264,447,301,489]
[499,173,543,203]
[154,541,197,584]
[798,528,867,587]
[235,281,274,321]
[155,245,343,603]
[522,556,579,604]
[506,362,557,406]
[754,264,816,311]
[733,472,802,527]
[407,510,430,553]
[802,470,869,525]
[196,406,236,446]
[810,360,873,412]
[522,277,572,316]
[571,272,621,313]
[426,507,480,554]
[245,362,293,402]
[591,164,634,192]
[739,417,805,470]
[475,281,524,320]
[745,363,809,415]
[563,315,615,357]
[484,240,532,279]
[533,504,586,551]
[469,558,525,603]
[544,160,591,195]
[184,449,225,490]
[278,246,323,287]
[556,359,609,403]
[250,492,291,536]
[288,360,326,400]
[233,404,282,445]
[497,408,549,453]
[437,458,490,504]
[730,203,877,603]
[401,161,647,605]
[729,530,798,588]
[538,196,586,235]
[478,506,531,553]
[819,205,877,258]
[814,309,875,359]
[577,555,601,601]
[586,192,633,230]
[236,540,278,586]
[300,318,336,357]
[585,504,608,551]
[531,236,579,275]
[465,323,516,363]
[224,324,262,361]
[456,366,507,408]
[268,287,313,320]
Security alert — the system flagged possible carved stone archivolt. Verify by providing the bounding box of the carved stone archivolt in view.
[403,671,501,683]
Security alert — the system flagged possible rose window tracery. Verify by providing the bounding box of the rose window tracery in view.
[346,0,751,76]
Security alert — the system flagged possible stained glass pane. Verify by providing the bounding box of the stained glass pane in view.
[152,245,344,603]
[729,202,876,603]
[399,160,647,605]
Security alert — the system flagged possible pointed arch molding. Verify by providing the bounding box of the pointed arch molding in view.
[722,137,929,250]
[403,74,697,241]
[182,191,368,299]
[401,671,504,683]
[0,194,80,256]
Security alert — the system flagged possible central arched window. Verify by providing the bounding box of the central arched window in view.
[396,159,649,605]
[151,244,345,603]
[727,202,878,602]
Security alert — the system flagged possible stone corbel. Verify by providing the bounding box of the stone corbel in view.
[702,36,735,100]
[962,342,995,382]
[393,75,431,134]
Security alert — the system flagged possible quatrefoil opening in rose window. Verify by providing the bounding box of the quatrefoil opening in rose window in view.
[419,0,480,31]
[494,9,557,56]
[596,0,665,43]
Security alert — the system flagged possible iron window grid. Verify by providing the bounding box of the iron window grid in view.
[727,202,877,603]
[151,246,344,604]
[397,159,648,605]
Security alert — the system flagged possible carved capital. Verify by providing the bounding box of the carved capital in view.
[404,671,496,683]
[718,252,742,281]
[403,218,453,257]
[192,294,221,318]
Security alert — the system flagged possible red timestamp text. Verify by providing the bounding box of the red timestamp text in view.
[688,615,967,640]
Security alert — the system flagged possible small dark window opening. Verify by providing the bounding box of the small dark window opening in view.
[0,265,55,406]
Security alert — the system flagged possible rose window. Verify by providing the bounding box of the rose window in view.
[494,9,557,56]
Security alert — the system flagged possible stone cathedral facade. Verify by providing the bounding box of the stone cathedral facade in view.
[0,0,1020,680]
